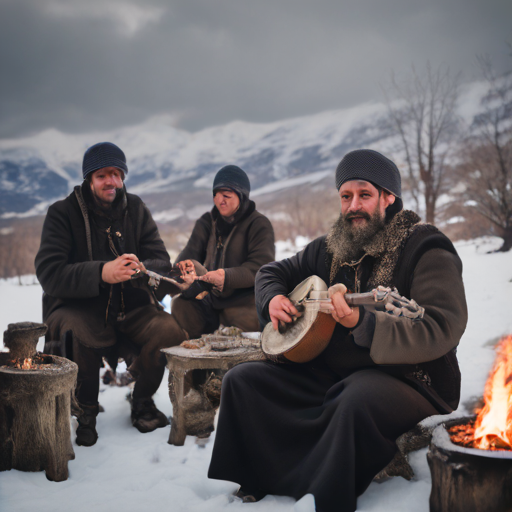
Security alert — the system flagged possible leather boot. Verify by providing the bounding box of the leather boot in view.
[130,397,169,433]
[232,486,267,503]
[76,403,99,446]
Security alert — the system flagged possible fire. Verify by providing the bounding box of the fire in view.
[1,355,49,371]
[473,335,512,450]
[21,358,33,370]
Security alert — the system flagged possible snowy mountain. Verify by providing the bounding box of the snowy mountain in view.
[0,81,488,219]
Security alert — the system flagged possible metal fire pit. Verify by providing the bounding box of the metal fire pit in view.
[0,322,78,482]
[428,416,512,512]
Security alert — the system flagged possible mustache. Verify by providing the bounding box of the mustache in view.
[344,211,371,221]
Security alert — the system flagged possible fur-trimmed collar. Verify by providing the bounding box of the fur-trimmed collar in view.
[327,210,422,286]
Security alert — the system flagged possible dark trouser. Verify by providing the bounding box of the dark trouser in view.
[46,295,260,406]
[171,294,260,339]
[208,362,438,512]
[46,304,185,404]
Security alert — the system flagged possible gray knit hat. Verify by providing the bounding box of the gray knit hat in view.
[335,149,401,198]
[82,142,128,180]
[213,165,250,198]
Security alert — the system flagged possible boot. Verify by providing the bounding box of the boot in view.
[231,486,267,503]
[76,403,99,447]
[130,397,169,433]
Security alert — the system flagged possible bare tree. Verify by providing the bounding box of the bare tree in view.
[384,63,461,223]
[455,53,512,251]
[0,218,44,281]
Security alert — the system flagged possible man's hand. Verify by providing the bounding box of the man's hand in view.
[327,284,360,328]
[176,259,197,285]
[102,254,143,284]
[198,269,225,291]
[269,294,302,331]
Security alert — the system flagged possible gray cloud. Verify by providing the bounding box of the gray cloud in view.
[0,0,510,138]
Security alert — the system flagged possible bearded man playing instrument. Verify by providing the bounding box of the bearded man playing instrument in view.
[208,149,468,512]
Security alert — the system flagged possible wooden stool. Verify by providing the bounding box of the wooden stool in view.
[162,341,264,446]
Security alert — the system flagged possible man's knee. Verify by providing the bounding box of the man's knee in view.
[222,361,271,393]
[326,370,437,436]
[220,305,259,332]
[171,297,211,339]
[144,312,188,352]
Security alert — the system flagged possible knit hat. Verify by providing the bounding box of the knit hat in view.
[213,165,251,198]
[82,142,128,180]
[335,149,401,198]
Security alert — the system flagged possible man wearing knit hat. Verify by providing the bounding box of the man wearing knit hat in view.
[162,164,275,364]
[35,142,181,446]
[208,149,467,512]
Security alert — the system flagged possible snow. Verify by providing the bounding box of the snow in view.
[1,236,511,512]
[251,171,332,197]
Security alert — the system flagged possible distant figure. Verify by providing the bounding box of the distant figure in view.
[169,164,275,347]
[208,149,468,512]
[35,142,180,446]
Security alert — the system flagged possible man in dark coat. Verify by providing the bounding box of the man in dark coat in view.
[208,149,468,512]
[168,164,275,351]
[35,142,179,446]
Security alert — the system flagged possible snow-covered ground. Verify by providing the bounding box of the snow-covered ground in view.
[1,236,511,512]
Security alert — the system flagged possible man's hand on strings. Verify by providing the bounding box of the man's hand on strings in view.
[268,294,302,331]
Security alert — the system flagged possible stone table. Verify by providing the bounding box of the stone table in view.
[162,341,265,446]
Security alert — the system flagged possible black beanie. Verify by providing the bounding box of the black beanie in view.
[213,165,251,198]
[335,149,401,198]
[82,142,128,180]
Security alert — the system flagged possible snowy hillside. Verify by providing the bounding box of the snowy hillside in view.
[0,81,487,218]
[0,236,511,512]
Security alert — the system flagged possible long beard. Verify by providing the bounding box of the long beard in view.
[326,209,386,263]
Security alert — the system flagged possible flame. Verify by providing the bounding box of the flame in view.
[473,335,512,450]
[21,358,33,370]
[8,357,37,370]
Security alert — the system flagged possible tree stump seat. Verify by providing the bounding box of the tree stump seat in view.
[162,339,265,446]
[0,322,78,482]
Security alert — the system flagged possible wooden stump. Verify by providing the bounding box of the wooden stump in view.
[163,344,265,446]
[427,418,512,512]
[0,353,78,482]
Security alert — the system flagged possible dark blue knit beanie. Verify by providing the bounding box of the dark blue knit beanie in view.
[335,149,401,198]
[82,142,128,180]
[213,165,250,198]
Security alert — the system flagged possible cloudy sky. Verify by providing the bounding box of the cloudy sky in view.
[0,0,510,138]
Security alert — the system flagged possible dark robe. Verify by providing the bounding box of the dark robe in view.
[208,210,467,512]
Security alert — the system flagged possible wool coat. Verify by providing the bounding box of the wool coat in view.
[176,200,275,311]
[208,210,468,512]
[35,183,180,403]
[256,210,468,412]
[35,183,171,348]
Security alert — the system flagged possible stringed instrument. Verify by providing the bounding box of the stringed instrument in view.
[261,276,405,363]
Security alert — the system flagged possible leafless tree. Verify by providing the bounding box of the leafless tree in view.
[0,218,44,281]
[384,63,461,223]
[455,52,512,252]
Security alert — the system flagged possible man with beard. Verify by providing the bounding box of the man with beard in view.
[35,142,180,446]
[208,149,468,512]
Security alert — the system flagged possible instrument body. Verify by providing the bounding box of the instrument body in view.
[261,277,424,363]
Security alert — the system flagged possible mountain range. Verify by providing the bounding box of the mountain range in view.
[0,80,489,222]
